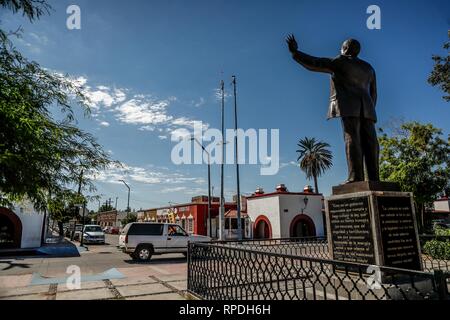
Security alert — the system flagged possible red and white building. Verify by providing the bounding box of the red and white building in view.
[148,196,237,237]
[247,184,325,239]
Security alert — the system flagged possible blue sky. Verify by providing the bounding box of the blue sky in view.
[1,0,449,211]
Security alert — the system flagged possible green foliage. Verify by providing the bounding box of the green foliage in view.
[99,204,114,213]
[296,137,333,193]
[379,122,450,207]
[47,190,85,224]
[121,213,137,226]
[428,36,450,102]
[0,0,50,20]
[435,226,450,237]
[0,0,116,211]
[423,239,450,260]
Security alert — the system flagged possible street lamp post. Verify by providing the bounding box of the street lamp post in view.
[219,80,226,241]
[191,137,212,237]
[80,201,86,246]
[232,76,242,240]
[119,180,131,212]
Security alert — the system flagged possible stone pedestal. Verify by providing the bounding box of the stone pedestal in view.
[325,182,422,271]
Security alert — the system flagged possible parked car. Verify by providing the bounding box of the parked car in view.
[81,225,106,244]
[118,228,127,249]
[67,224,83,239]
[110,227,120,235]
[122,222,211,261]
[103,226,112,234]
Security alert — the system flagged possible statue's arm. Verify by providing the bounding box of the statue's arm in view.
[291,50,334,74]
[370,70,377,107]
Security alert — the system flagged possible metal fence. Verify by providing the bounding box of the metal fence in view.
[213,236,450,273]
[419,235,450,272]
[187,238,450,300]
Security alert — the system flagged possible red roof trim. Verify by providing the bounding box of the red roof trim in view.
[143,201,236,212]
[247,192,323,200]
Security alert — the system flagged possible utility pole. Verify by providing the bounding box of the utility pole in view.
[219,80,226,241]
[115,197,118,210]
[232,76,242,240]
[192,137,212,237]
[119,180,131,212]
[80,200,86,246]
[71,169,84,241]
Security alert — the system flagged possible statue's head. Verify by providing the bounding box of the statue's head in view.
[341,39,361,57]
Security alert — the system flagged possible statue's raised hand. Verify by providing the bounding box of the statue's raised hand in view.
[286,34,298,53]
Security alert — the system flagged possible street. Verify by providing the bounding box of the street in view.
[0,235,189,300]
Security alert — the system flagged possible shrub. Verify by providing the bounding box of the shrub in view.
[434,226,450,237]
[423,240,450,260]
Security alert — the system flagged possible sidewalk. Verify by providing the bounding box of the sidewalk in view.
[0,265,189,300]
[0,234,82,259]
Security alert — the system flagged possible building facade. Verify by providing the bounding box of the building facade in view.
[145,196,237,237]
[426,197,450,225]
[97,210,135,228]
[246,184,325,239]
[137,209,157,222]
[0,201,45,249]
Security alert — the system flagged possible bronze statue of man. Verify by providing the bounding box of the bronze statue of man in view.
[286,34,380,183]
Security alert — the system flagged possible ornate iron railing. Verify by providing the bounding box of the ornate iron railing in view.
[212,236,450,273]
[188,240,450,300]
[419,235,450,272]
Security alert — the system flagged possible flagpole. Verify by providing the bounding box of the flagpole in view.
[232,76,242,240]
[219,80,225,241]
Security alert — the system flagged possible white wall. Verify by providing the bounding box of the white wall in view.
[434,200,450,212]
[278,194,325,237]
[247,196,281,238]
[247,194,325,239]
[12,203,45,249]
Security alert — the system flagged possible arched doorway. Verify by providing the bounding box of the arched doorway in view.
[290,214,316,238]
[0,208,22,249]
[253,215,272,239]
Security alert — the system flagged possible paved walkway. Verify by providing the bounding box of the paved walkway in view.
[0,265,188,300]
[0,235,190,300]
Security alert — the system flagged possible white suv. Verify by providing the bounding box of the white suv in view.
[122,223,211,261]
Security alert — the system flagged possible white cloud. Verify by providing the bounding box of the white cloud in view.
[99,121,110,127]
[214,88,231,101]
[139,126,155,132]
[160,187,188,193]
[280,161,297,169]
[63,74,210,138]
[92,163,204,187]
[85,87,127,110]
[158,135,168,140]
[115,98,172,125]
[29,32,49,45]
[69,76,88,87]
[193,97,205,107]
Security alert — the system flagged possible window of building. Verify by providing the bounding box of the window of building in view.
[187,217,194,234]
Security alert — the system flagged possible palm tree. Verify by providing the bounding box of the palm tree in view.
[296,137,333,194]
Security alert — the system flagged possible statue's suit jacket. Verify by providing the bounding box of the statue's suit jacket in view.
[292,51,378,122]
